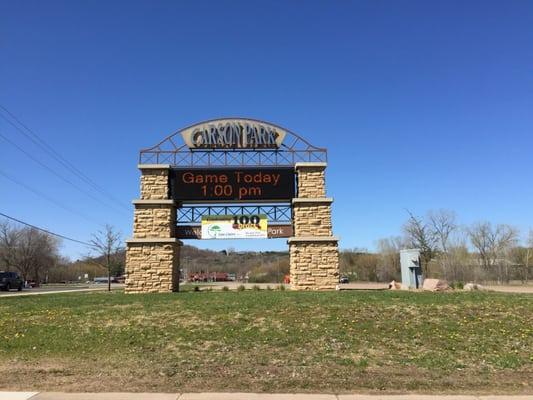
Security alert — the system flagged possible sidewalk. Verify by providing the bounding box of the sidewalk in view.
[1,393,532,400]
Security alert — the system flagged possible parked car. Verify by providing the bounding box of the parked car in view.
[0,271,24,291]
[339,276,349,284]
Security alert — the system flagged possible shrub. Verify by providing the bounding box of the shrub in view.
[194,286,200,292]
[278,285,286,291]
[451,281,464,290]
[252,285,261,291]
[222,286,229,291]
[237,285,246,291]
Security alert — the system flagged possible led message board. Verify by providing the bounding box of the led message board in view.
[171,167,295,202]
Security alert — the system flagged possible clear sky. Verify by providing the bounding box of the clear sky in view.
[1,0,532,259]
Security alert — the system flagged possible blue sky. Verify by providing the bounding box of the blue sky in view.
[1,0,532,259]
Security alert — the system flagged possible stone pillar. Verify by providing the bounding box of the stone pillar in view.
[125,164,181,293]
[289,162,339,290]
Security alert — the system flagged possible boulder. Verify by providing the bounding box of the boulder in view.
[422,278,450,291]
[388,280,403,290]
[464,282,486,291]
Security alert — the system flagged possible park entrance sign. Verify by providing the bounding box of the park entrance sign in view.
[125,118,339,293]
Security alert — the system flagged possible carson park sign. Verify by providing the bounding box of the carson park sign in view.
[126,118,339,293]
[180,118,287,149]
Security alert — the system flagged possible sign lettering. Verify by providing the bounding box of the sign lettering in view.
[180,119,286,149]
[171,168,295,202]
[176,224,293,239]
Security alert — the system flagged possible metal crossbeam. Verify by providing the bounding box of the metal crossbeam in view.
[140,149,327,166]
[177,204,292,224]
[138,118,328,167]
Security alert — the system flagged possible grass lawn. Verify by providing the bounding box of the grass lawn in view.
[0,289,531,394]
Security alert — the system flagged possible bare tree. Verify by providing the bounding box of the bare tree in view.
[376,236,404,281]
[0,221,19,270]
[468,222,519,283]
[447,240,472,282]
[0,221,60,282]
[428,210,457,253]
[428,209,458,280]
[89,225,122,291]
[403,210,437,275]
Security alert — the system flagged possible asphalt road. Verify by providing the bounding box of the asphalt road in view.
[1,282,532,297]
[0,284,124,297]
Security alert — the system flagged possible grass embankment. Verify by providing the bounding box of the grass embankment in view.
[0,290,532,393]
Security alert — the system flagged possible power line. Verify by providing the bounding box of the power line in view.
[0,212,96,248]
[0,105,130,211]
[0,131,130,216]
[0,169,103,226]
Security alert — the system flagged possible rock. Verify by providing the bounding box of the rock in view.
[422,278,450,291]
[464,282,486,291]
[388,280,403,290]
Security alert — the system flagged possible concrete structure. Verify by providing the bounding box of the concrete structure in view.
[400,248,423,289]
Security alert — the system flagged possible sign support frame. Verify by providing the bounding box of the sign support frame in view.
[125,119,339,293]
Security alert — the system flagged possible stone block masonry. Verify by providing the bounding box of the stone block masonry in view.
[125,165,180,293]
[289,239,339,290]
[289,163,340,290]
[140,166,170,200]
[292,199,333,237]
[296,165,326,198]
[133,202,176,239]
[125,240,180,293]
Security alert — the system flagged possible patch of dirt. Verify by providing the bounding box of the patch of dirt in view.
[0,358,531,394]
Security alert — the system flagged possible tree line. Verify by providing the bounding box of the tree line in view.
[0,221,61,283]
[340,209,532,284]
[0,221,123,286]
[2,211,532,285]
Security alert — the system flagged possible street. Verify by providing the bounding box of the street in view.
[0,284,124,297]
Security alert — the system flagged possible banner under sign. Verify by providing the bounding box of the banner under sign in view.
[201,215,268,239]
[176,224,293,239]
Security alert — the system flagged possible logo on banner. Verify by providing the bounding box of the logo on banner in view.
[201,215,267,239]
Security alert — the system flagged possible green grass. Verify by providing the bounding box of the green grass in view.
[0,290,532,393]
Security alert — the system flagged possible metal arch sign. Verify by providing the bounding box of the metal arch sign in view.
[180,119,287,149]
